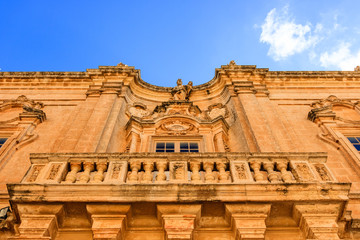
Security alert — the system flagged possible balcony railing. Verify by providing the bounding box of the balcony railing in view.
[21,152,336,185]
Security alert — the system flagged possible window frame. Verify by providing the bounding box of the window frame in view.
[151,136,203,153]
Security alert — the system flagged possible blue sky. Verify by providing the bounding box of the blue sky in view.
[1,0,360,86]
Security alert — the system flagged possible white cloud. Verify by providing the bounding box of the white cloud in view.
[260,6,320,61]
[320,42,360,70]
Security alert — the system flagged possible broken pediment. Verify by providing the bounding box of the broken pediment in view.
[308,95,360,123]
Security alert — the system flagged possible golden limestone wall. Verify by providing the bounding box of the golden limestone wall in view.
[0,62,360,239]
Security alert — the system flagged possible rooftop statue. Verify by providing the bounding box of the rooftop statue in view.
[171,79,193,101]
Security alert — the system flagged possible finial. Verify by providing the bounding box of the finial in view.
[117,62,128,67]
[354,66,360,72]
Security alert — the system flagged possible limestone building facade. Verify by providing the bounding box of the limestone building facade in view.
[0,61,360,239]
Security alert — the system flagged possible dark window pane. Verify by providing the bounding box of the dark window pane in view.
[0,138,7,145]
[180,142,189,149]
[166,142,174,149]
[156,149,165,152]
[180,149,189,152]
[189,143,198,149]
[355,144,360,151]
[156,142,165,148]
[166,149,175,152]
[190,149,199,152]
[348,137,358,143]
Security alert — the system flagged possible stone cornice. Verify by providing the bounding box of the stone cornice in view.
[7,182,350,203]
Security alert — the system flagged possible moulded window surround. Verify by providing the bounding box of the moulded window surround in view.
[0,138,7,148]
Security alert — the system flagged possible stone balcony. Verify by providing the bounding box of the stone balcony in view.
[8,152,350,203]
[6,152,352,240]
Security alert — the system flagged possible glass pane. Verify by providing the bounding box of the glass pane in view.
[166,149,175,152]
[156,149,165,152]
[156,142,165,148]
[166,142,174,149]
[348,137,359,143]
[355,144,360,151]
[189,143,198,149]
[0,138,7,145]
[190,149,199,152]
[180,142,189,149]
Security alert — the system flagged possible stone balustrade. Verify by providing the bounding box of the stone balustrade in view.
[21,152,336,185]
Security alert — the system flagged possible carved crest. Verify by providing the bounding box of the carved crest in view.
[156,119,198,135]
[126,102,151,119]
[207,103,229,120]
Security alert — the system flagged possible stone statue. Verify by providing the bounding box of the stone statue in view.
[171,79,193,101]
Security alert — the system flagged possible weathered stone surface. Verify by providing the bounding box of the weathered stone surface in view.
[1,63,360,239]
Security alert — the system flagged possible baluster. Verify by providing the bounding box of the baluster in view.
[249,162,265,182]
[128,161,141,182]
[65,162,82,183]
[156,162,167,182]
[190,162,201,183]
[93,162,108,183]
[216,162,228,183]
[263,162,279,183]
[276,162,293,183]
[79,162,94,183]
[143,162,154,183]
[204,162,215,183]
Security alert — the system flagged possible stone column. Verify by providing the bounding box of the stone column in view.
[10,204,64,240]
[293,203,342,240]
[86,204,131,240]
[157,204,201,240]
[225,203,271,240]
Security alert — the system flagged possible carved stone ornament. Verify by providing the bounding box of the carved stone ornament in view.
[207,103,229,120]
[308,95,359,122]
[150,101,203,120]
[170,78,193,101]
[126,102,151,118]
[0,95,43,112]
[156,119,198,135]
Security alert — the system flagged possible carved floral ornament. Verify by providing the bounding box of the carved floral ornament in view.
[308,95,360,123]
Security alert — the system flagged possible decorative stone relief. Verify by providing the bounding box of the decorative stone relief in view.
[207,103,229,120]
[156,119,198,135]
[290,161,316,182]
[312,163,333,181]
[25,165,45,183]
[170,78,193,101]
[230,161,253,183]
[47,164,61,180]
[308,95,359,123]
[169,161,188,182]
[126,102,151,118]
[103,161,127,183]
